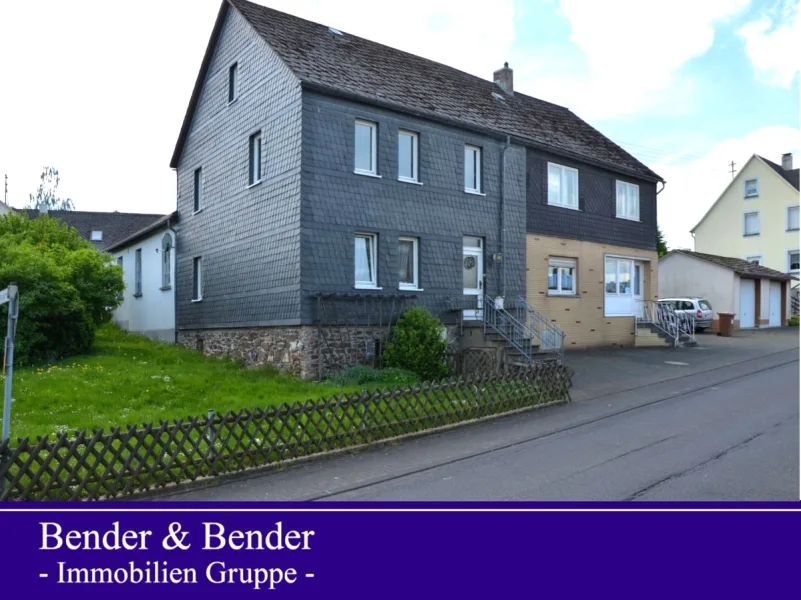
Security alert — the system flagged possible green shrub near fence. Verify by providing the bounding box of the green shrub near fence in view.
[0,362,572,502]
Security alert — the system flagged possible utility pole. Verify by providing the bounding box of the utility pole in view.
[728,161,737,179]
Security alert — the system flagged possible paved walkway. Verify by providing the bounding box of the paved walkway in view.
[566,328,799,402]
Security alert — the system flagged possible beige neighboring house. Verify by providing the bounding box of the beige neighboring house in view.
[691,153,800,277]
[0,200,11,215]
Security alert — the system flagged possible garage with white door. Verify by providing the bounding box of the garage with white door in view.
[659,250,795,331]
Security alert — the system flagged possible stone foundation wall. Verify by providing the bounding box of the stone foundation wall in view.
[178,325,404,380]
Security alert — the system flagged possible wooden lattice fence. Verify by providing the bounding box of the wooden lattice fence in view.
[0,362,572,502]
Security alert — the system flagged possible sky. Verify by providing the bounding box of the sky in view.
[0,0,798,249]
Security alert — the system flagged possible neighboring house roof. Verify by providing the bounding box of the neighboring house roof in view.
[665,250,794,281]
[759,155,800,191]
[22,209,165,251]
[105,211,179,253]
[170,0,663,184]
[691,154,800,233]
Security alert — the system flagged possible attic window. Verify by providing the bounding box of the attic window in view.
[91,230,103,241]
[328,26,343,36]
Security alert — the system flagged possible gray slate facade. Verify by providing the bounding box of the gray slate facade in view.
[171,0,662,357]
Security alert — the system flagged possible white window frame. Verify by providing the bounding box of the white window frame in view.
[161,234,172,290]
[354,233,380,289]
[744,254,763,265]
[604,257,634,297]
[787,249,800,273]
[547,257,577,296]
[134,248,142,297]
[547,162,579,210]
[192,257,203,302]
[90,230,103,241]
[464,144,482,194]
[398,130,419,184]
[743,210,760,236]
[354,120,378,176]
[228,62,238,104]
[616,180,640,221]
[744,177,759,198]
[786,205,799,231]
[193,167,203,213]
[398,236,420,290]
[248,131,262,186]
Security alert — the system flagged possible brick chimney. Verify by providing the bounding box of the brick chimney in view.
[493,62,514,96]
[782,152,793,171]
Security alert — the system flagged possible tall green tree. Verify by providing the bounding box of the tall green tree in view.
[656,226,668,257]
[27,166,74,211]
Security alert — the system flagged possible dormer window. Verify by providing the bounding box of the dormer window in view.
[91,231,103,241]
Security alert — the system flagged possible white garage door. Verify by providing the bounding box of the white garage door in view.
[769,281,781,327]
[739,279,755,328]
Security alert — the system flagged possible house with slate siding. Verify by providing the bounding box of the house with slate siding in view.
[169,0,665,377]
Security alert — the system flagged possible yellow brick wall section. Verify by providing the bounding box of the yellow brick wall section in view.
[635,329,670,347]
[526,234,659,348]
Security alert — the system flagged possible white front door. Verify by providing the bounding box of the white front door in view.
[769,281,781,327]
[739,279,755,328]
[633,262,644,318]
[463,247,483,320]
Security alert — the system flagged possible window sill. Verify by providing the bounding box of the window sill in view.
[787,228,799,232]
[399,286,423,292]
[744,195,759,199]
[227,98,238,107]
[355,284,382,290]
[192,208,203,216]
[464,189,486,196]
[398,177,423,185]
[191,298,203,303]
[548,202,580,211]
[354,170,382,179]
[616,215,640,222]
[133,293,143,299]
[160,286,172,292]
[547,292,577,298]
[248,180,262,189]
[743,233,760,237]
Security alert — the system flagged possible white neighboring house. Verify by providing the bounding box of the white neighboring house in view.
[107,213,178,342]
[0,200,11,215]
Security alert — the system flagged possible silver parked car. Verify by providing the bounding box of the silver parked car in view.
[658,297,714,332]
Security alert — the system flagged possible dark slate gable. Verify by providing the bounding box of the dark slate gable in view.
[22,209,165,251]
[759,155,800,191]
[670,250,794,281]
[172,0,662,183]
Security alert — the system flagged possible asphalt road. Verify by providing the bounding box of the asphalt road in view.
[167,347,799,502]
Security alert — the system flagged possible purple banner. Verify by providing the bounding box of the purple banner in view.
[0,502,799,598]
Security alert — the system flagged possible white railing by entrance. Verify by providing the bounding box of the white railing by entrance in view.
[636,300,696,347]
[512,296,565,361]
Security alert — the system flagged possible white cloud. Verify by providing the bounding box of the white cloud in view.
[515,0,751,120]
[737,0,801,87]
[651,126,801,250]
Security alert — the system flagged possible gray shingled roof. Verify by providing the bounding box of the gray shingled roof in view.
[171,0,663,183]
[758,155,800,191]
[669,250,794,281]
[22,209,165,251]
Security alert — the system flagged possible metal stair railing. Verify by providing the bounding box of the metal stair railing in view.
[637,300,695,347]
[482,295,535,363]
[513,296,566,361]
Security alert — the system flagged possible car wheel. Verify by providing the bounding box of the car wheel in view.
[696,327,706,333]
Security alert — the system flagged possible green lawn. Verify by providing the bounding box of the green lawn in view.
[3,325,371,441]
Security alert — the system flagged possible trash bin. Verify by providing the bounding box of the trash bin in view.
[717,312,735,337]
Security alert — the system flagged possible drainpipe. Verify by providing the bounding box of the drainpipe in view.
[499,135,511,300]
[167,215,179,344]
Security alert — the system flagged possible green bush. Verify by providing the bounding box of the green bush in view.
[0,212,124,365]
[789,314,799,327]
[383,306,449,381]
[327,365,419,387]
